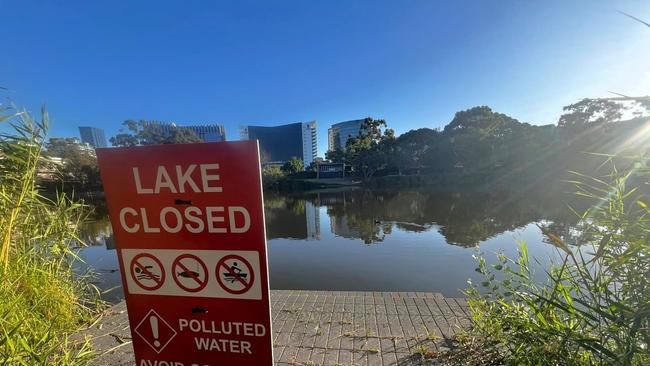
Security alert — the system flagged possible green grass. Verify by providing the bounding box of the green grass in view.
[0,105,100,365]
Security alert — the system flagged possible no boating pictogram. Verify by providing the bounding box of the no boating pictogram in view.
[172,254,208,293]
[130,253,165,291]
[216,255,255,295]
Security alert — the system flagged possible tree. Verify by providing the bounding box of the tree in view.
[632,98,650,118]
[109,133,138,147]
[281,157,304,174]
[46,138,95,166]
[109,120,203,146]
[344,117,395,179]
[443,106,521,135]
[305,161,318,172]
[325,148,345,163]
[558,98,627,128]
[441,106,528,174]
[45,138,100,188]
[261,165,285,190]
[390,128,441,174]
[167,127,204,144]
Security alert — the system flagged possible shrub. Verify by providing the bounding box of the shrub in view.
[461,164,649,365]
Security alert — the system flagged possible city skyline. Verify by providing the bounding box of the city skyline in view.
[1,1,649,155]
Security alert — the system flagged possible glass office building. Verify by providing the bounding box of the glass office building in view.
[240,121,317,166]
[183,124,226,142]
[78,126,107,148]
[327,119,364,151]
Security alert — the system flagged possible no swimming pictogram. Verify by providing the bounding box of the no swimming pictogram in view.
[130,253,165,291]
[216,255,255,295]
[172,254,208,293]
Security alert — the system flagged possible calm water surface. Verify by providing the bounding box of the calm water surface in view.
[78,188,577,303]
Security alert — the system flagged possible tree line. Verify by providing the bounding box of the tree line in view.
[326,97,650,188]
[41,97,650,194]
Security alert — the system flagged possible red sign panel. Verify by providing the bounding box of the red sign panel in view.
[97,141,273,366]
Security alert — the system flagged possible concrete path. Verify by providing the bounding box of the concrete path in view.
[82,290,470,366]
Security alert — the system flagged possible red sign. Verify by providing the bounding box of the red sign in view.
[97,141,273,366]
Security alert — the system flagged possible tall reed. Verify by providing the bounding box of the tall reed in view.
[455,162,649,365]
[0,104,98,365]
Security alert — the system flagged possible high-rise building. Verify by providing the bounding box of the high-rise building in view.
[327,119,364,152]
[142,121,226,142]
[78,127,107,148]
[240,121,317,166]
[183,124,226,142]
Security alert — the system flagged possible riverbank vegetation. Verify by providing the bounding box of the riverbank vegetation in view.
[0,105,99,365]
[441,162,649,365]
[328,98,650,191]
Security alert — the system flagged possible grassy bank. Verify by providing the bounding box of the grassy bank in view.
[1,106,99,365]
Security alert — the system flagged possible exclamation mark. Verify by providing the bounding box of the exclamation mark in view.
[150,316,160,347]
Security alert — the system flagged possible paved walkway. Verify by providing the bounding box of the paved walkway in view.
[82,290,470,366]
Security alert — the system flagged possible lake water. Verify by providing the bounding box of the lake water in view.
[77,187,577,303]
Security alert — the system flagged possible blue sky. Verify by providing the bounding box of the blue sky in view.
[1,0,649,155]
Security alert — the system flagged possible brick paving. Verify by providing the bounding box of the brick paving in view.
[83,290,470,366]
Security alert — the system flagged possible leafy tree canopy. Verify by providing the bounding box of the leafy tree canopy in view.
[45,137,100,186]
[109,120,203,146]
[281,156,304,174]
[558,98,627,128]
[443,106,524,138]
[391,128,441,171]
[46,138,96,166]
[325,148,345,163]
[344,118,395,179]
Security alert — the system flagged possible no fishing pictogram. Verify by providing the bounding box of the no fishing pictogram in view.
[172,254,208,293]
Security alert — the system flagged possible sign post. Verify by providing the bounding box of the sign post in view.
[97,141,273,366]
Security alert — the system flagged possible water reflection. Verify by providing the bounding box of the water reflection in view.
[78,187,580,301]
[267,188,578,246]
[78,215,115,249]
[265,197,320,240]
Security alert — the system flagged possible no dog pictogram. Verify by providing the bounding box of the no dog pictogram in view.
[172,254,208,293]
[216,255,255,295]
[130,253,165,291]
